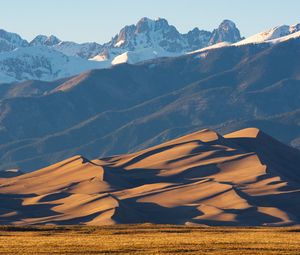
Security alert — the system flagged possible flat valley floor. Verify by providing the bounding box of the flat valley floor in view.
[0,225,299,254]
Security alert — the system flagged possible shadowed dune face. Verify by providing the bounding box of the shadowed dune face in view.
[0,127,300,226]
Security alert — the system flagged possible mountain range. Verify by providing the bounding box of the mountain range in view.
[1,18,300,84]
[0,18,243,83]
[1,127,300,226]
[0,18,300,172]
[0,31,300,172]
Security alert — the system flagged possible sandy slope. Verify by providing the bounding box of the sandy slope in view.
[0,127,300,226]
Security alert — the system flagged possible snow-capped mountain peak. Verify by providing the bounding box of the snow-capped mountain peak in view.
[235,23,300,46]
[29,34,104,59]
[0,29,29,53]
[92,17,242,66]
[261,25,291,40]
[111,17,182,52]
[30,35,61,46]
[136,17,157,32]
[290,23,300,33]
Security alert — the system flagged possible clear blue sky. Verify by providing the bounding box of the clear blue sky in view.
[1,0,299,43]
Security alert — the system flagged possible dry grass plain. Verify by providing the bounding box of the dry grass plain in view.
[0,225,299,254]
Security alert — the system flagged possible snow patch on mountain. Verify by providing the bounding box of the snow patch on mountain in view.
[0,47,109,83]
[267,30,300,44]
[111,47,180,65]
[235,24,300,46]
[29,35,103,59]
[188,42,231,55]
[53,41,103,59]
[189,23,300,60]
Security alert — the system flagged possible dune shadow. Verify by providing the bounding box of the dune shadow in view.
[0,193,63,224]
[39,192,71,202]
[47,208,113,225]
[102,165,161,189]
[189,206,285,226]
[118,140,210,169]
[112,198,202,224]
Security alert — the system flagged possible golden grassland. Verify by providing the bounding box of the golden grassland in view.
[0,225,299,254]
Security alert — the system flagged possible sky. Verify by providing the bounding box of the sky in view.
[1,0,300,44]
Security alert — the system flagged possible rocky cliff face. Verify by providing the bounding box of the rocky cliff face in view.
[209,19,242,44]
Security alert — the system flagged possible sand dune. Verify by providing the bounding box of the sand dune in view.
[1,127,300,226]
